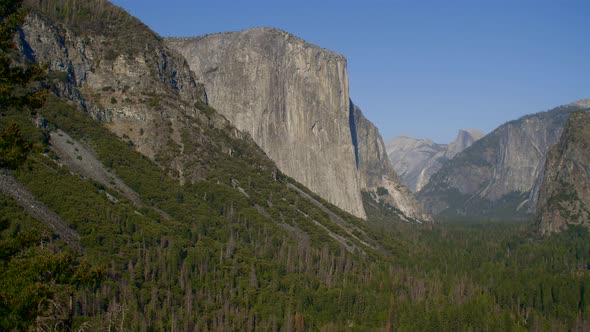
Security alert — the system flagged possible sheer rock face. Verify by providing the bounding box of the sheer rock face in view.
[536,111,590,234]
[167,29,369,218]
[418,101,590,217]
[386,129,483,192]
[351,103,431,221]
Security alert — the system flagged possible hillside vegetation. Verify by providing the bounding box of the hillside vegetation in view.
[3,85,590,331]
[2,0,590,330]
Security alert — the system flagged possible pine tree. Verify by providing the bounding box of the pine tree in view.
[0,0,46,169]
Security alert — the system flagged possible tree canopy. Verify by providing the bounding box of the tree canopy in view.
[0,0,46,169]
[0,0,46,110]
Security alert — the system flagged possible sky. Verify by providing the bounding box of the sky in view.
[110,0,590,144]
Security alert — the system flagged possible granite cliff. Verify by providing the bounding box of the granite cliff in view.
[418,101,590,219]
[386,129,483,192]
[168,29,428,221]
[536,111,590,233]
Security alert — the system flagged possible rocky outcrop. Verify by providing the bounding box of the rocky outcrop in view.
[536,111,590,233]
[352,103,431,221]
[21,1,260,185]
[386,129,483,192]
[418,101,590,218]
[20,6,204,123]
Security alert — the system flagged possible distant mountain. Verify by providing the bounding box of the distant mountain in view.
[445,129,485,159]
[418,101,590,220]
[386,129,484,192]
[536,111,590,233]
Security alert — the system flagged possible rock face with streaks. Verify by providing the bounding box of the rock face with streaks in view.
[386,129,484,192]
[168,29,429,221]
[536,111,590,233]
[418,101,590,219]
[167,29,364,218]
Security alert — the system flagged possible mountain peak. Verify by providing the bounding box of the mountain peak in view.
[445,129,485,159]
[168,26,346,63]
[457,129,485,140]
[386,129,484,192]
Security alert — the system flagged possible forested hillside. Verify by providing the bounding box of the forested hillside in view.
[2,0,590,331]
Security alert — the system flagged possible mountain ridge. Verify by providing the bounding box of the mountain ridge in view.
[418,100,590,219]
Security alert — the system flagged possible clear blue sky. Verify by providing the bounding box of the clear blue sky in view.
[111,0,590,144]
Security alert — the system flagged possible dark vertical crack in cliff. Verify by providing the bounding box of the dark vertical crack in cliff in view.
[349,99,359,169]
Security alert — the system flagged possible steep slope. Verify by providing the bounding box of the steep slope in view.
[536,111,590,233]
[167,30,428,222]
[352,103,431,221]
[49,129,146,208]
[418,101,590,219]
[386,129,483,192]
[166,29,366,219]
[0,170,81,250]
[8,1,411,329]
[20,0,391,251]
